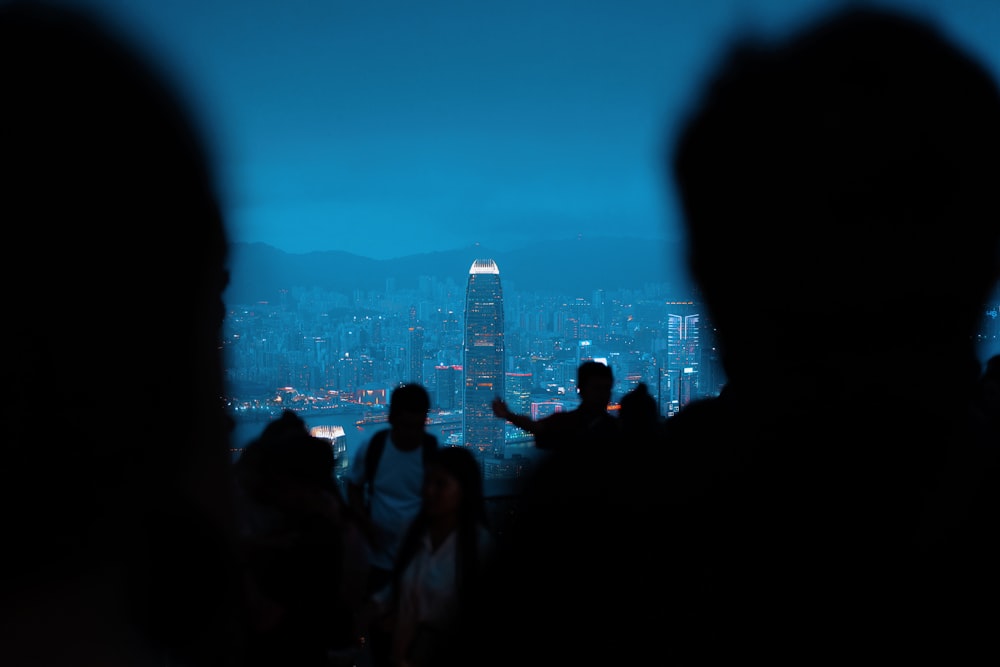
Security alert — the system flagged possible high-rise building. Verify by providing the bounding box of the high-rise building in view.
[463,259,505,457]
[665,305,700,414]
[435,364,461,410]
[407,323,424,385]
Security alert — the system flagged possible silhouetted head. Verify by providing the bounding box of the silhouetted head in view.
[2,1,230,476]
[619,382,660,436]
[388,383,431,447]
[422,445,487,528]
[265,433,340,497]
[238,410,332,497]
[259,409,310,442]
[577,360,614,409]
[671,6,1000,378]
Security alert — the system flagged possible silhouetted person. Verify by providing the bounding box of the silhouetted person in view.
[491,360,618,451]
[660,5,1000,663]
[346,383,439,667]
[455,6,1000,665]
[236,413,368,667]
[617,381,660,442]
[359,445,493,667]
[453,361,634,667]
[0,2,242,666]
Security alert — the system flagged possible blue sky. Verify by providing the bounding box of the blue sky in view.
[49,0,1000,263]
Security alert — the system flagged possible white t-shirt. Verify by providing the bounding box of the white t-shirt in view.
[373,524,494,664]
[348,431,426,571]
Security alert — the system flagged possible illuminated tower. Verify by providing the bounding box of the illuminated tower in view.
[665,307,700,414]
[463,259,505,457]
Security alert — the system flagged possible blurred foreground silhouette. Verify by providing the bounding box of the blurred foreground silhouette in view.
[453,6,1000,665]
[0,2,241,666]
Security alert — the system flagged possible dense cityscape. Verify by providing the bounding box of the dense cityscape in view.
[223,254,1000,482]
[223,255,721,473]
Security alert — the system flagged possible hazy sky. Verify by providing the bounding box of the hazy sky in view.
[50,0,1000,262]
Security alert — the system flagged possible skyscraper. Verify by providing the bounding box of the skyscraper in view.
[665,306,700,414]
[435,364,461,410]
[463,259,505,457]
[407,322,424,385]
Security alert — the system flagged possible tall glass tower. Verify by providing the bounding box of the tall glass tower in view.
[463,259,505,458]
[665,308,700,414]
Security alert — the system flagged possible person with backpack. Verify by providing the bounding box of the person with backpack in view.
[346,383,438,667]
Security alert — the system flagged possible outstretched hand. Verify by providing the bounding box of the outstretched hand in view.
[491,396,510,420]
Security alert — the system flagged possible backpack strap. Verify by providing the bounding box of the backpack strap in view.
[364,428,390,490]
[365,429,440,491]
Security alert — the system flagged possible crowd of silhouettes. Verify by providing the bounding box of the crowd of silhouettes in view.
[237,385,495,667]
[6,1,999,666]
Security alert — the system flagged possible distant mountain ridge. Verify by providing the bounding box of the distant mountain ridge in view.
[224,237,692,305]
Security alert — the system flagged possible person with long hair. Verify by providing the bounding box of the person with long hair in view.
[360,446,493,667]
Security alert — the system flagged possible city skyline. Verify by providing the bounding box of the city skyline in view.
[223,257,1000,411]
[222,259,710,414]
[223,249,1000,479]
